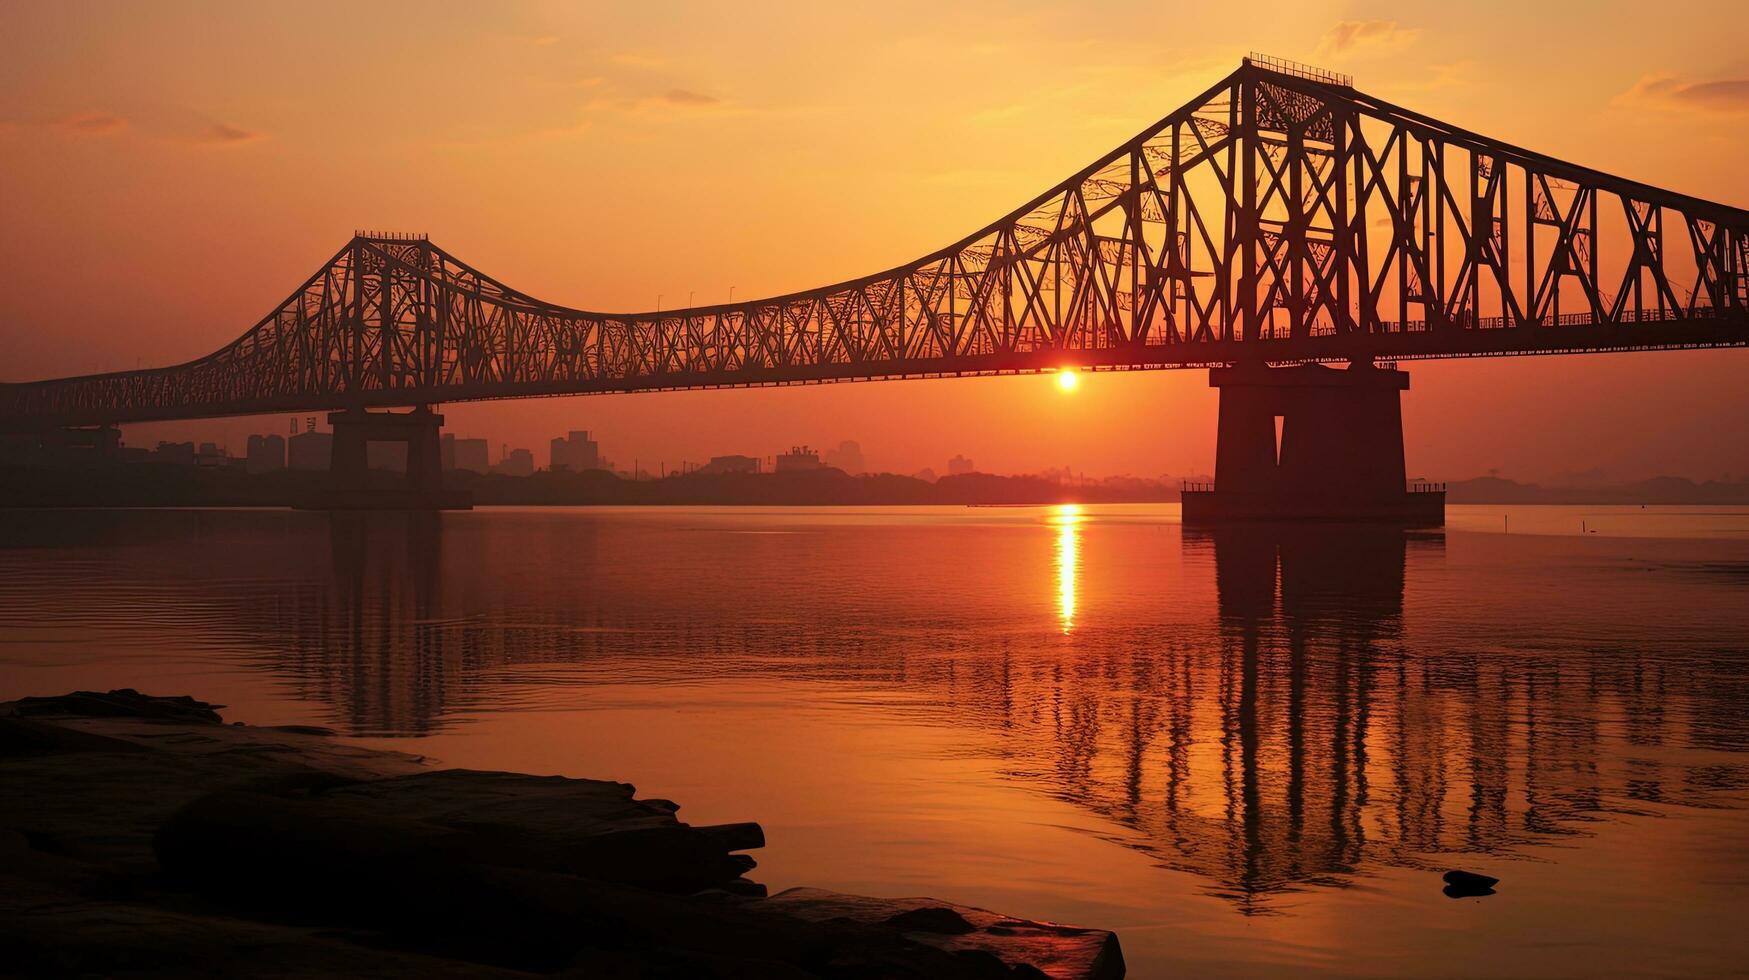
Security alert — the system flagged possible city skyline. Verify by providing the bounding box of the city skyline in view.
[88,413,1749,487]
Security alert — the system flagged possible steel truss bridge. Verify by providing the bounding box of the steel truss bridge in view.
[5,56,1749,429]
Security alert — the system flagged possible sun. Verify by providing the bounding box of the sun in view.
[1055,369,1081,393]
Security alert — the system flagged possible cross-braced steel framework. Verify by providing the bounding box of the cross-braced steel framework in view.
[6,56,1748,428]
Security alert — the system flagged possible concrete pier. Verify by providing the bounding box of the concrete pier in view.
[1182,363,1444,526]
[296,406,470,510]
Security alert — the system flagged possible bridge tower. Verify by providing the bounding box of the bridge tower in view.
[1182,363,1444,525]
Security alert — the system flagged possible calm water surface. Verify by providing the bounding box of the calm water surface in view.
[3,504,1748,978]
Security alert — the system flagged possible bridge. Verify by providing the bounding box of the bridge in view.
[4,56,1747,519]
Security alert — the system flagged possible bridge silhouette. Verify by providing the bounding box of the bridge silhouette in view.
[5,56,1747,518]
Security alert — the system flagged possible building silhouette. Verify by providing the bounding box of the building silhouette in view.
[245,434,286,473]
[947,454,975,476]
[699,454,760,474]
[549,430,601,472]
[155,441,196,466]
[287,430,331,471]
[824,440,865,474]
[440,433,489,474]
[495,448,535,477]
[775,446,822,472]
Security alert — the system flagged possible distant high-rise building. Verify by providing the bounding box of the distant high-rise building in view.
[699,454,760,474]
[495,447,535,477]
[195,442,229,467]
[246,434,286,473]
[549,430,601,472]
[440,434,489,474]
[287,431,332,471]
[775,446,822,472]
[947,454,974,476]
[824,440,865,474]
[155,441,197,466]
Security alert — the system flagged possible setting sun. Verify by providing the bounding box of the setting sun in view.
[1055,369,1080,393]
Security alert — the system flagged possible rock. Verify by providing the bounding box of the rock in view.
[763,887,1124,979]
[0,716,151,758]
[155,787,761,896]
[887,906,978,935]
[264,724,337,736]
[1442,869,1499,898]
[694,821,766,851]
[3,696,1126,979]
[10,689,224,725]
[0,871,532,979]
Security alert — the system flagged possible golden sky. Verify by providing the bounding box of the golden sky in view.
[5,0,1749,481]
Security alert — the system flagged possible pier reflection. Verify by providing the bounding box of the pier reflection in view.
[1153,524,1422,911]
[231,513,1749,908]
[4,506,1747,912]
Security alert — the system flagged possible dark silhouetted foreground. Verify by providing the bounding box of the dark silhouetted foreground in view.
[0,689,1122,978]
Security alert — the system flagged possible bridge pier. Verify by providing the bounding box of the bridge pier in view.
[297,406,469,510]
[1182,363,1444,526]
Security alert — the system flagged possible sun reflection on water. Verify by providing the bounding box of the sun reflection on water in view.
[1050,504,1083,633]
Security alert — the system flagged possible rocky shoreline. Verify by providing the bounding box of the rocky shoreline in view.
[0,689,1123,978]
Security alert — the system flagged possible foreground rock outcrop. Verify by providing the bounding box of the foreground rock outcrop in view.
[0,690,1123,978]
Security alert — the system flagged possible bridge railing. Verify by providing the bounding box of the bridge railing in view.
[1408,482,1446,494]
[1245,53,1352,88]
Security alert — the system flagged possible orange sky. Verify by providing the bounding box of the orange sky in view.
[5,1,1749,482]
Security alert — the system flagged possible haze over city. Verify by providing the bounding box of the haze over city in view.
[6,1,1749,482]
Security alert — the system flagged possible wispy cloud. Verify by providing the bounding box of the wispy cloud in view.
[657,89,719,107]
[198,122,264,145]
[47,111,127,134]
[575,86,731,116]
[0,108,266,147]
[1318,20,1421,57]
[1616,74,1749,113]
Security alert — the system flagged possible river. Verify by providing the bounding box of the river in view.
[3,504,1747,977]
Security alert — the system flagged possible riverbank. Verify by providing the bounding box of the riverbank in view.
[0,689,1123,978]
[7,461,1749,509]
[0,463,1174,508]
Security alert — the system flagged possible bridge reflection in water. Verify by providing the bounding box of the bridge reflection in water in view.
[2,507,1745,915]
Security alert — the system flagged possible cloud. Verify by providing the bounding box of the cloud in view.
[1617,74,1749,113]
[657,89,719,107]
[198,122,264,144]
[1319,20,1421,57]
[0,109,267,147]
[48,111,126,134]
[583,87,730,115]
